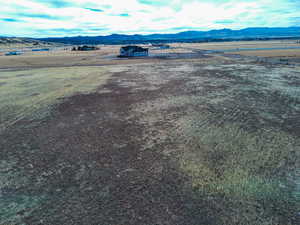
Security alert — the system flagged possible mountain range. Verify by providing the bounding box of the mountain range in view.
[35,27,300,45]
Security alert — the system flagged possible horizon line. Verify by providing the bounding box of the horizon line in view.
[1,26,300,39]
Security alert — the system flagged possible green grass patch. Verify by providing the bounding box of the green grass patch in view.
[0,66,110,132]
[180,119,299,224]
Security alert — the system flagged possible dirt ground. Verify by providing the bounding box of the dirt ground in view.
[229,48,300,57]
[0,43,299,225]
[173,40,300,63]
[1,40,300,69]
[175,40,300,51]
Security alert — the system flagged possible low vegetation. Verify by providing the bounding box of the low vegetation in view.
[0,66,110,132]
[0,45,299,224]
[134,61,300,224]
[180,119,299,224]
[180,65,299,224]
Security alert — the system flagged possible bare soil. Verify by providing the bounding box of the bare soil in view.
[0,43,299,225]
[0,67,199,225]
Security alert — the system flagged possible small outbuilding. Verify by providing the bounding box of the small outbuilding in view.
[5,51,22,56]
[72,45,99,51]
[32,48,50,52]
[152,44,170,49]
[119,46,149,57]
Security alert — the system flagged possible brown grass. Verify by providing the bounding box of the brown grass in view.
[0,44,299,224]
[180,118,299,224]
[230,49,300,58]
[0,66,111,132]
[173,40,300,50]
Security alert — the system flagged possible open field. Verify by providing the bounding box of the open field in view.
[0,66,111,132]
[175,40,300,61]
[230,48,300,57]
[0,45,165,69]
[0,41,299,225]
[176,40,300,51]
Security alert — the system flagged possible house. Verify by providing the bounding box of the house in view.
[119,46,149,57]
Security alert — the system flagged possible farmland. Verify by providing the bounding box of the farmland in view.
[0,41,299,225]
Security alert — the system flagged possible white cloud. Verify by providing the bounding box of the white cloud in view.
[0,0,299,37]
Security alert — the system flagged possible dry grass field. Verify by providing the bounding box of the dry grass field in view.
[0,45,165,69]
[0,66,111,132]
[175,40,300,61]
[230,49,300,58]
[175,40,300,51]
[0,41,299,225]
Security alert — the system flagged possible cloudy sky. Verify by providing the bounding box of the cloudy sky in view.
[0,0,299,37]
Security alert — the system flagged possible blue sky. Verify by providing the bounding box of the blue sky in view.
[0,0,299,37]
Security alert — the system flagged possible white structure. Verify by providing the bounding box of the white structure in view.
[119,46,149,57]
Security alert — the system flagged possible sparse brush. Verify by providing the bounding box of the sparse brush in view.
[0,66,110,132]
[180,119,299,225]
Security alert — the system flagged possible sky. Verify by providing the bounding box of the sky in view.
[0,0,299,37]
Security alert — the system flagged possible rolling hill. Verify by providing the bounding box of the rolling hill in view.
[35,27,300,45]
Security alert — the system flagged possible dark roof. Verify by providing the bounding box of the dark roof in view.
[121,45,148,52]
[152,44,169,47]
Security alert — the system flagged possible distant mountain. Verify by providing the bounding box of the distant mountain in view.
[35,27,300,45]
